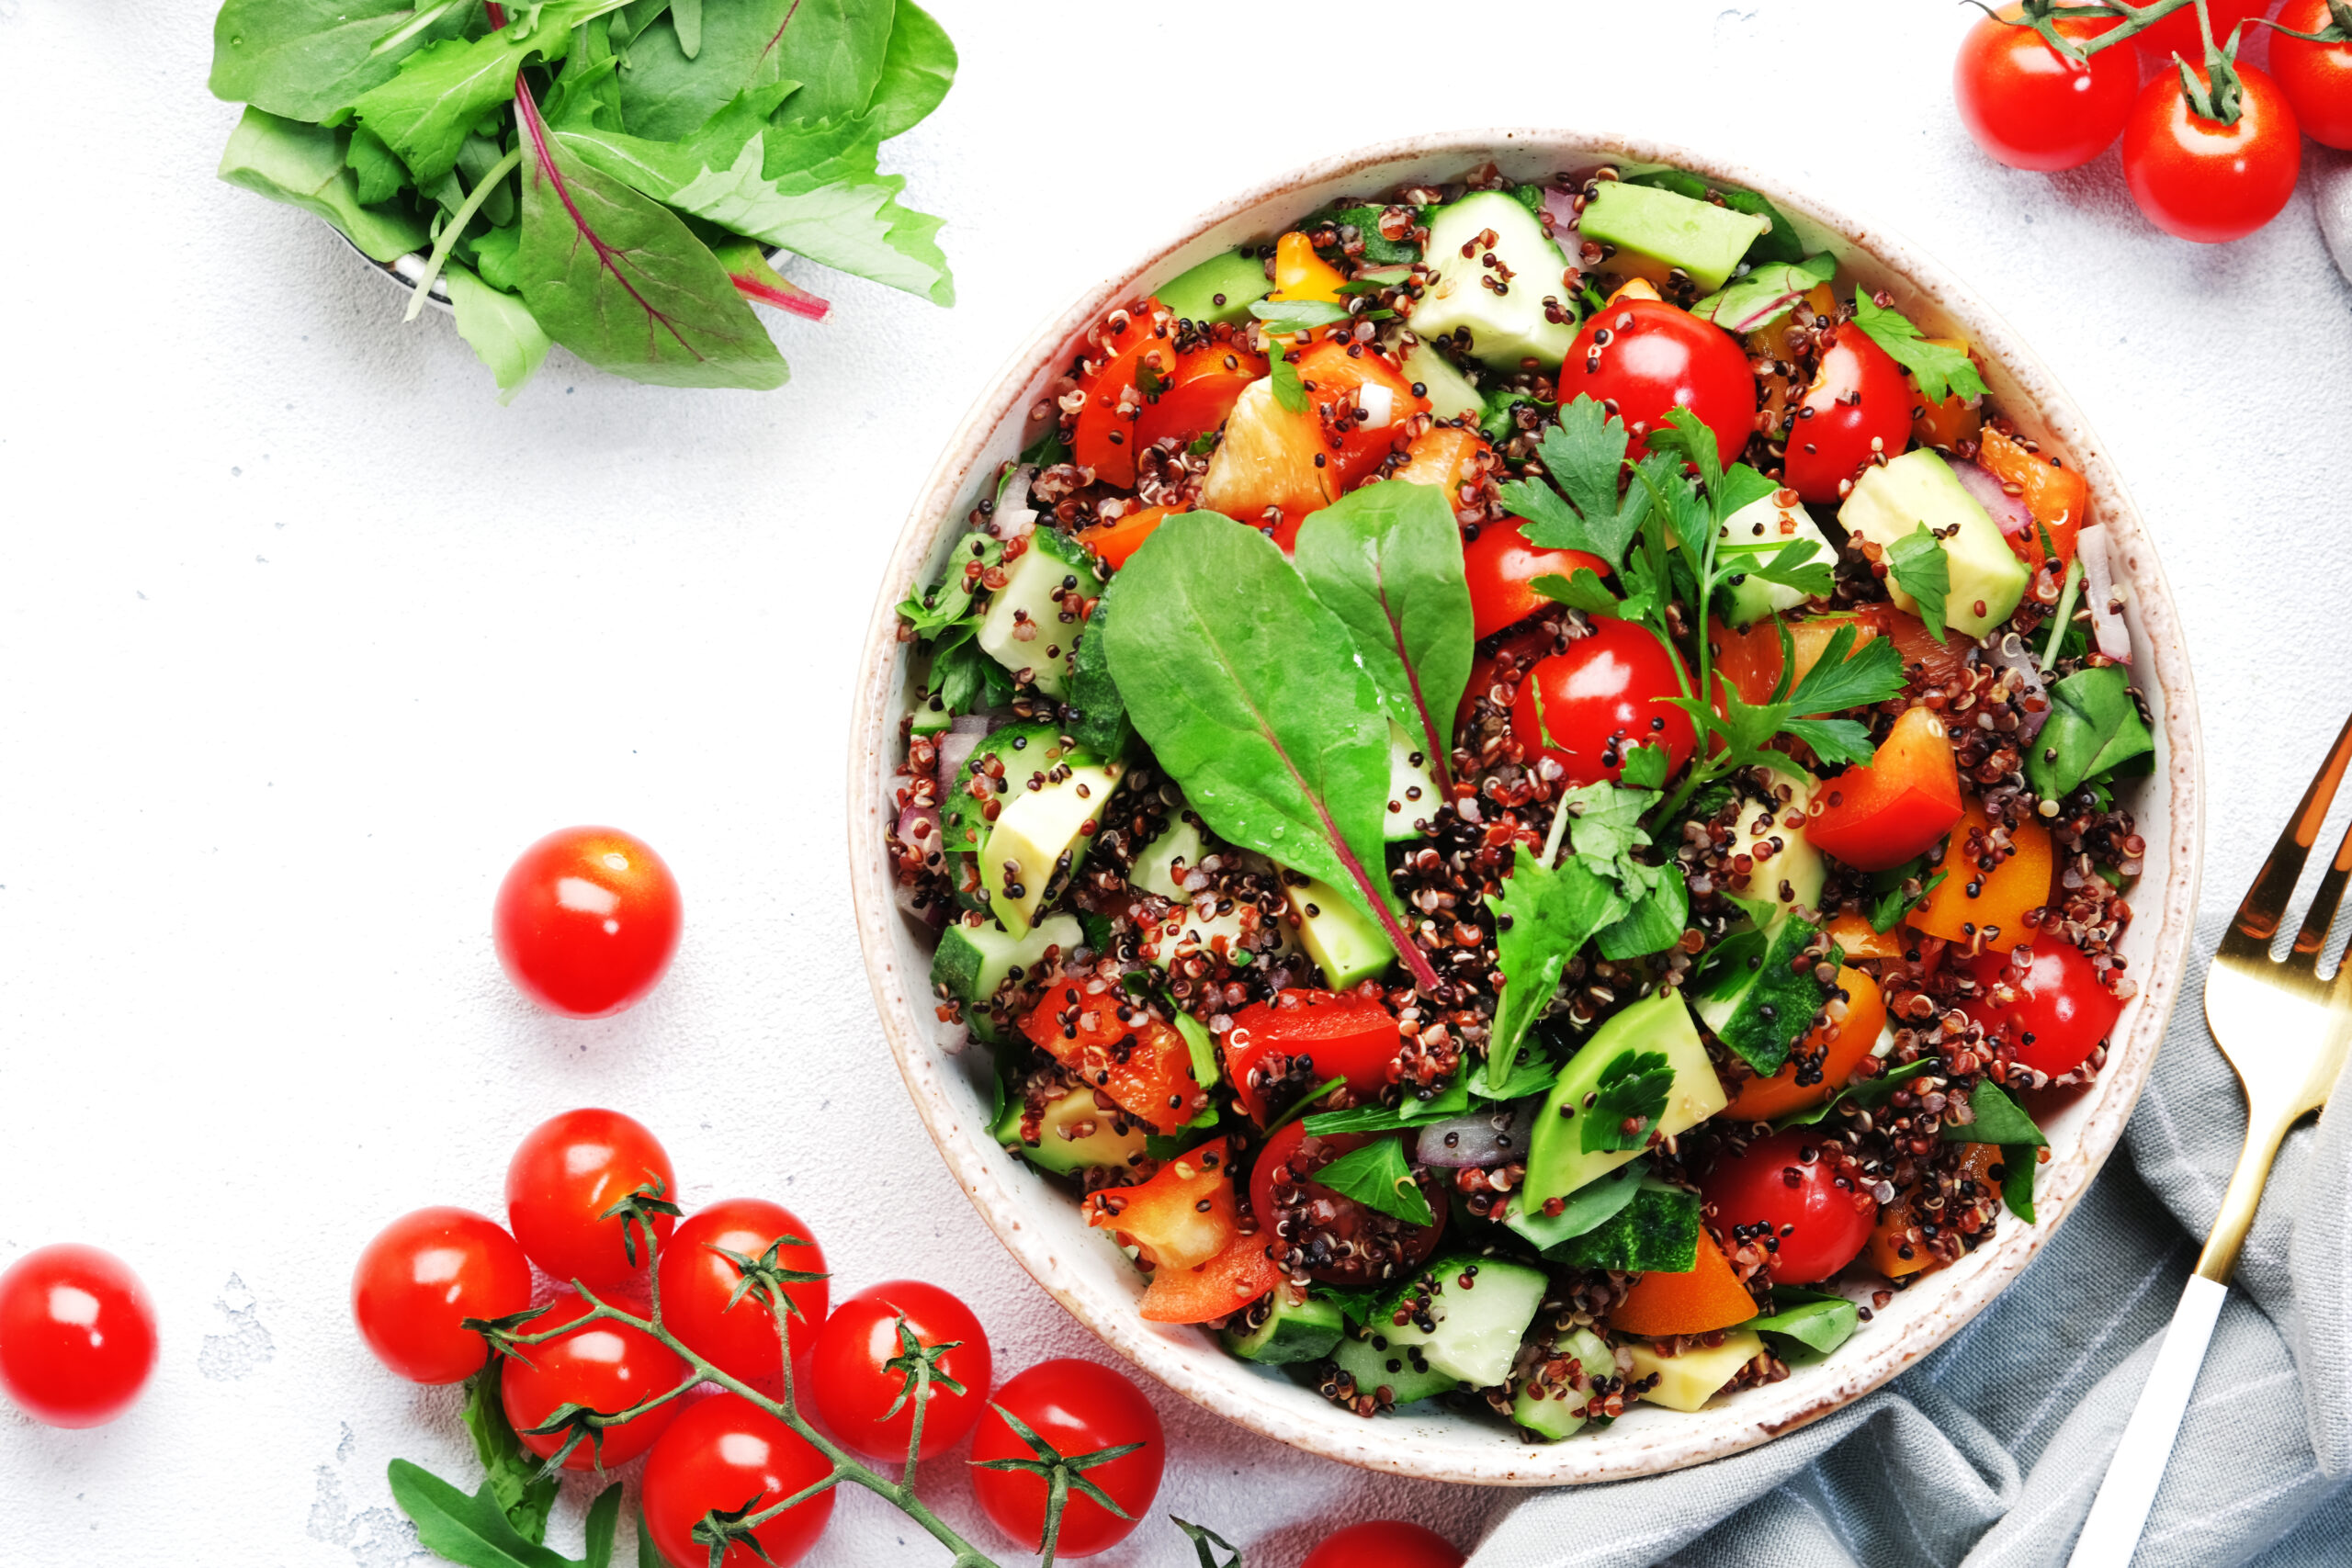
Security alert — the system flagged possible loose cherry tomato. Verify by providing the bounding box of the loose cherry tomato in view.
[2121,62,2303,242]
[352,1206,533,1385]
[1804,707,1964,873]
[1464,519,1610,641]
[1966,939,2122,1077]
[1072,301,1175,490]
[1019,980,1209,1132]
[1561,299,1755,470]
[2134,0,2276,69]
[1136,341,1268,454]
[1952,5,2137,170]
[1510,618,1698,787]
[1224,989,1403,1122]
[641,1393,834,1568]
[969,1359,1164,1558]
[2272,0,2352,149]
[0,1245,158,1428]
[658,1198,828,1396]
[505,1108,678,1291]
[501,1290,686,1470]
[493,826,683,1018]
[1700,1129,1877,1285]
[808,1280,991,1461]
[1250,1122,1447,1288]
[1781,322,1915,504]
[1302,1520,1466,1568]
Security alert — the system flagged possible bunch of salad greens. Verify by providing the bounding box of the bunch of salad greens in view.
[208,0,956,400]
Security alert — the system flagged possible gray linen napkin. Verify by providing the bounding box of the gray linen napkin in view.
[1471,912,2352,1568]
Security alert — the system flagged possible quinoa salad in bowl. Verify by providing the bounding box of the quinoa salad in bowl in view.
[858,139,2198,1475]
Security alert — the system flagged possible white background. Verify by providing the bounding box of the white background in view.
[2,1,2347,1564]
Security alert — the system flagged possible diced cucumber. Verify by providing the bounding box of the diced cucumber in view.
[1157,248,1272,326]
[1282,875,1394,988]
[1718,491,1836,626]
[1413,191,1578,370]
[1690,916,1833,1077]
[930,913,1084,1008]
[1329,204,1420,265]
[1510,1326,1613,1441]
[1578,181,1770,294]
[941,722,1060,856]
[1626,1328,1766,1412]
[1503,1161,1647,1256]
[991,1081,1148,1176]
[1222,1290,1345,1365]
[1374,1255,1550,1390]
[977,528,1102,697]
[979,750,1125,937]
[1523,993,1728,1206]
[1554,1181,1702,1274]
[1332,1325,1459,1406]
[1398,337,1484,423]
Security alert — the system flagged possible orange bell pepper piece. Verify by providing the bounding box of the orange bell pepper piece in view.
[1826,910,1903,962]
[1137,1233,1285,1325]
[1977,427,2086,570]
[1081,504,1172,570]
[1723,967,1886,1122]
[1610,1231,1758,1337]
[1805,707,1965,873]
[1269,231,1347,306]
[1868,1145,2002,1279]
[1083,1137,1241,1271]
[1905,802,2054,953]
[1908,336,1984,454]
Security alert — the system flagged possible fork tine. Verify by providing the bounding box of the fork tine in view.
[2292,803,2352,970]
[2225,712,2352,955]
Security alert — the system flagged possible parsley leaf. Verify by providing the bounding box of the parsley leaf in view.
[1250,298,1350,333]
[1851,294,1988,406]
[1486,845,1628,1093]
[1779,716,1877,769]
[1885,525,1953,644]
[1269,352,1308,413]
[1312,1137,1437,1227]
[1737,536,1837,599]
[1783,624,1905,714]
[1619,743,1672,790]
[1532,566,1622,618]
[1869,863,1947,933]
[1580,1049,1675,1153]
[1498,396,1658,568]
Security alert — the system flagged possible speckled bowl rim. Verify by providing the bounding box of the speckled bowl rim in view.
[848,130,2204,1487]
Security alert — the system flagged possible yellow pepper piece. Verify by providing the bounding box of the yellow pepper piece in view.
[1270,231,1347,305]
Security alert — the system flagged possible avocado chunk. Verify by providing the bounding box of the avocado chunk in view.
[1690,914,1835,1077]
[1222,1291,1346,1365]
[1837,449,2028,638]
[1413,191,1578,371]
[1523,992,1728,1206]
[1133,815,1208,901]
[1331,1324,1459,1406]
[1282,874,1395,988]
[978,527,1102,697]
[942,723,1061,856]
[979,750,1125,937]
[1511,1325,1613,1441]
[1504,1160,1647,1256]
[1722,773,1826,920]
[1373,1254,1549,1389]
[1625,1328,1766,1412]
[1578,181,1770,294]
[1718,492,1836,627]
[1399,337,1484,423]
[1554,1180,1702,1274]
[931,912,1084,1008]
[1157,247,1272,326]
[1384,723,1442,842]
[992,1081,1148,1177]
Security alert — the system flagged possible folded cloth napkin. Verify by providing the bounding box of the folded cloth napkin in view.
[1471,912,2352,1568]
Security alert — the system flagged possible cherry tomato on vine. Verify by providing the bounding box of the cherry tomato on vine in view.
[2120,62,2304,242]
[1965,939,2123,1077]
[657,1198,830,1395]
[1302,1520,1467,1568]
[500,1290,686,1471]
[0,1245,158,1428]
[2133,0,2277,70]
[2272,0,2352,149]
[1781,322,1915,504]
[493,825,683,1018]
[1510,617,1697,787]
[968,1359,1164,1558]
[1953,5,2138,171]
[351,1206,532,1384]
[1699,1129,1877,1285]
[1561,299,1755,470]
[808,1280,992,1461]
[505,1108,678,1291]
[640,1393,835,1568]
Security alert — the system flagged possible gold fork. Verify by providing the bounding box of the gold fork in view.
[2068,714,2352,1566]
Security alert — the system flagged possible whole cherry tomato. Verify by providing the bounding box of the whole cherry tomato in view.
[1250,1122,1447,1288]
[1510,618,1697,787]
[658,1198,829,1395]
[1562,299,1755,470]
[505,1108,678,1291]
[1223,989,1404,1122]
[493,825,683,1018]
[1781,322,1915,504]
[2120,61,2303,242]
[1952,5,2138,170]
[1966,939,2123,1077]
[640,1393,835,1568]
[352,1206,533,1384]
[1302,1520,1467,1568]
[969,1359,1164,1559]
[1699,1129,1877,1285]
[0,1245,158,1427]
[2272,0,2352,149]
[500,1290,686,1470]
[808,1280,992,1461]
[1463,518,1609,641]
[2133,0,2277,69]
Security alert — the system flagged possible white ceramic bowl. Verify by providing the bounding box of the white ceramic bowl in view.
[849,131,2204,1485]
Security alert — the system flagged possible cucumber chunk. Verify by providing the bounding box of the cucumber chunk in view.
[991,1081,1148,1176]
[1222,1290,1345,1365]
[1398,337,1484,423]
[1373,1255,1549,1390]
[1413,191,1577,371]
[1511,1325,1613,1441]
[930,913,1083,1008]
[1690,915,1834,1077]
[1331,1325,1459,1406]
[1554,1180,1702,1274]
[977,528,1102,697]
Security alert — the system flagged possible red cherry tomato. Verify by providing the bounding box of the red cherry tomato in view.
[1302,1520,1467,1568]
[1781,322,1916,505]
[1966,939,2122,1077]
[505,1108,678,1291]
[1699,1130,1877,1285]
[2272,0,2352,149]
[351,1207,533,1385]
[2134,0,2276,68]
[493,826,683,1018]
[1510,618,1697,787]
[658,1198,829,1396]
[641,1393,835,1568]
[500,1290,686,1470]
[808,1280,991,1461]
[1561,299,1755,470]
[2120,62,2303,243]
[0,1245,158,1428]
[969,1359,1164,1559]
[1952,5,2137,171]
[1463,518,1609,642]
[1250,1122,1447,1288]
[1223,989,1403,1123]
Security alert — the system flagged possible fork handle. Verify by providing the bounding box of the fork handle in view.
[2065,1273,2229,1567]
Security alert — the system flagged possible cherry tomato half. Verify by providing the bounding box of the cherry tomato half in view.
[1781,322,1915,505]
[1224,989,1404,1123]
[969,1359,1164,1559]
[1700,1130,1877,1285]
[1250,1122,1447,1288]
[1510,618,1697,787]
[2120,62,2303,243]
[1302,1520,1466,1568]
[658,1198,829,1396]
[0,1244,158,1428]
[2272,0,2352,150]
[1952,5,2137,171]
[1464,518,1609,642]
[1562,299,1755,471]
[808,1280,991,1461]
[505,1108,678,1292]
[501,1290,686,1470]
[352,1206,533,1385]
[493,825,683,1018]
[641,1393,835,1568]
[1966,939,2123,1077]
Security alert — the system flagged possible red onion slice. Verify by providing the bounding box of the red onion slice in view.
[935,719,989,788]
[1541,186,1583,259]
[2077,526,2132,664]
[1987,630,2052,741]
[1414,1102,1537,1168]
[893,874,946,931]
[1955,460,2034,540]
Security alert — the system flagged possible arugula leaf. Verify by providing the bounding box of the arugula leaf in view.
[1486,845,1627,1093]
[1313,1138,1437,1227]
[209,0,480,122]
[1268,351,1308,413]
[1251,298,1351,333]
[459,1361,559,1543]
[1748,1285,1860,1361]
[1851,294,1988,406]
[1884,525,1953,645]
[2027,666,2154,800]
[217,107,432,264]
[446,264,552,405]
[2001,1146,2041,1223]
[346,125,410,206]
[1688,253,1838,334]
[1946,1080,2048,1148]
[1581,1050,1675,1153]
[1498,397,1656,569]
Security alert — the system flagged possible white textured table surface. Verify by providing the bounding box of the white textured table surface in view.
[2,2,2346,1564]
